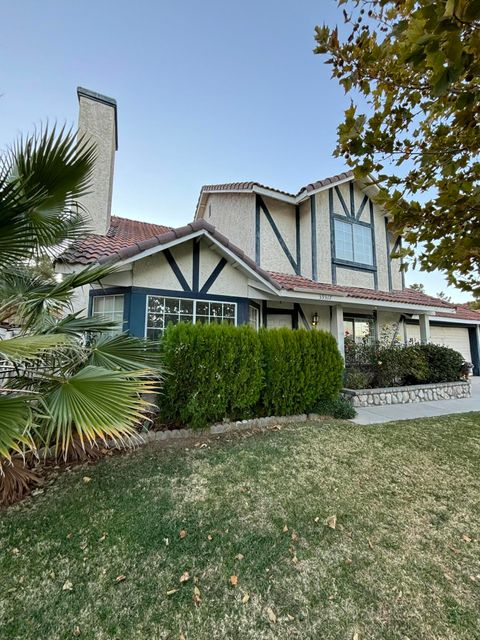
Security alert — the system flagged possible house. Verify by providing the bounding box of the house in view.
[56,88,480,373]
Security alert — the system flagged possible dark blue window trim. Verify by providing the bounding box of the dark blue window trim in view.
[255,195,261,265]
[385,217,393,292]
[200,257,228,294]
[295,205,301,274]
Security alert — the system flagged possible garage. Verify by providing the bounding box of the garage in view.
[406,324,472,361]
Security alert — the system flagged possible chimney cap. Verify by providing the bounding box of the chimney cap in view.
[77,86,118,150]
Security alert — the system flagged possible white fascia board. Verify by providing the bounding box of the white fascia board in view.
[295,176,354,204]
[431,315,480,326]
[252,185,297,204]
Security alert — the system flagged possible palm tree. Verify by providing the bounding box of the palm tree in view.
[0,127,162,505]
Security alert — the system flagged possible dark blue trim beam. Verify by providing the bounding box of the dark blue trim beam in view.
[163,248,191,292]
[329,188,337,284]
[200,257,228,294]
[310,194,318,281]
[334,185,351,218]
[296,304,311,330]
[356,195,368,221]
[255,195,261,265]
[349,182,355,218]
[258,195,299,274]
[385,217,393,292]
[469,328,480,375]
[295,205,301,274]
[192,239,200,292]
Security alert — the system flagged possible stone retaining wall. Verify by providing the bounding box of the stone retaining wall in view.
[342,380,471,408]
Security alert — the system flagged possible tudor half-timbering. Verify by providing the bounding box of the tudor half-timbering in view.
[56,88,480,373]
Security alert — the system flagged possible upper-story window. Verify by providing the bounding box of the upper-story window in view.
[334,219,373,266]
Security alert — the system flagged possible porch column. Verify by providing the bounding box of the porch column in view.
[330,305,345,358]
[419,313,431,344]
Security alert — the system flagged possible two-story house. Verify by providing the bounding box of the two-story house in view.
[56,88,480,373]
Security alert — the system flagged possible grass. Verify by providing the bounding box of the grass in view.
[1,414,480,640]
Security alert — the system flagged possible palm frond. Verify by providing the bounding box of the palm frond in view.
[0,126,95,268]
[39,312,120,336]
[42,365,159,457]
[87,333,164,372]
[0,395,35,463]
[0,334,71,362]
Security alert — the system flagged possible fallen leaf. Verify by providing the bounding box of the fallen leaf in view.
[11,548,19,556]
[180,571,190,583]
[462,534,472,543]
[115,575,126,583]
[326,515,337,530]
[82,476,91,483]
[62,580,73,591]
[79,541,87,551]
[179,634,186,640]
[207,535,213,541]
[291,531,298,541]
[449,546,460,554]
[266,607,277,623]
[235,553,244,561]
[99,534,107,542]
[287,614,295,621]
[193,585,201,606]
[314,517,320,523]
[179,529,187,539]
[283,525,289,533]
[367,538,374,549]
[345,558,353,565]
[166,588,178,595]
[230,575,238,586]
[241,592,250,604]
[164,538,169,546]
[353,632,360,640]
[73,625,81,637]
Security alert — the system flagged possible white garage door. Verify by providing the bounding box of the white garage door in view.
[406,324,471,361]
[267,314,292,329]
[430,326,471,361]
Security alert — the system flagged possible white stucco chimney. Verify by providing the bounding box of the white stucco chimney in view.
[77,87,118,236]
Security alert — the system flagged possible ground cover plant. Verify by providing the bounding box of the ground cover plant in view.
[1,413,479,639]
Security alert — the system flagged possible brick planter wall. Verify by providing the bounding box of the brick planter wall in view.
[342,380,471,408]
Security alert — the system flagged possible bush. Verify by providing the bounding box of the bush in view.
[415,343,464,383]
[259,328,344,416]
[345,337,463,388]
[160,324,344,428]
[313,396,357,419]
[344,368,372,389]
[160,323,263,428]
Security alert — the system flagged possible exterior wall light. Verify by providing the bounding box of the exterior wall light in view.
[312,312,319,327]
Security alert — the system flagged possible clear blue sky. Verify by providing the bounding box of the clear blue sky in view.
[0,0,468,301]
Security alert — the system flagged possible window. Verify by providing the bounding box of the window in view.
[344,317,375,344]
[249,305,260,331]
[146,296,237,340]
[91,295,124,333]
[334,219,373,265]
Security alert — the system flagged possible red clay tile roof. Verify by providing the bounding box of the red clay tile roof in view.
[269,272,454,309]
[436,304,480,321]
[200,181,296,198]
[199,171,356,202]
[58,216,173,265]
[297,171,355,195]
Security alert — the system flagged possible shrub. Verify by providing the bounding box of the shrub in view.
[160,324,344,427]
[259,328,344,416]
[415,343,464,383]
[313,396,357,419]
[344,368,372,389]
[160,323,263,428]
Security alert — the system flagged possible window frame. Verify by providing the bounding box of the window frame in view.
[344,315,376,344]
[333,216,375,268]
[145,295,238,339]
[248,304,260,331]
[91,294,125,333]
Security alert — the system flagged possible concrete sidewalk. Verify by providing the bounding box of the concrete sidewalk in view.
[351,377,480,425]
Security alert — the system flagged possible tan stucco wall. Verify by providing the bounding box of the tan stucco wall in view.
[258,195,297,274]
[314,190,333,283]
[203,193,256,259]
[336,267,375,289]
[299,199,313,280]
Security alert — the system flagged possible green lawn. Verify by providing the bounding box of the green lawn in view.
[1,415,480,640]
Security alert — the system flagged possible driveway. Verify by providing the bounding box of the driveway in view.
[351,377,480,425]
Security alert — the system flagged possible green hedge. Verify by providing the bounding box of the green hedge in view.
[159,324,344,428]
